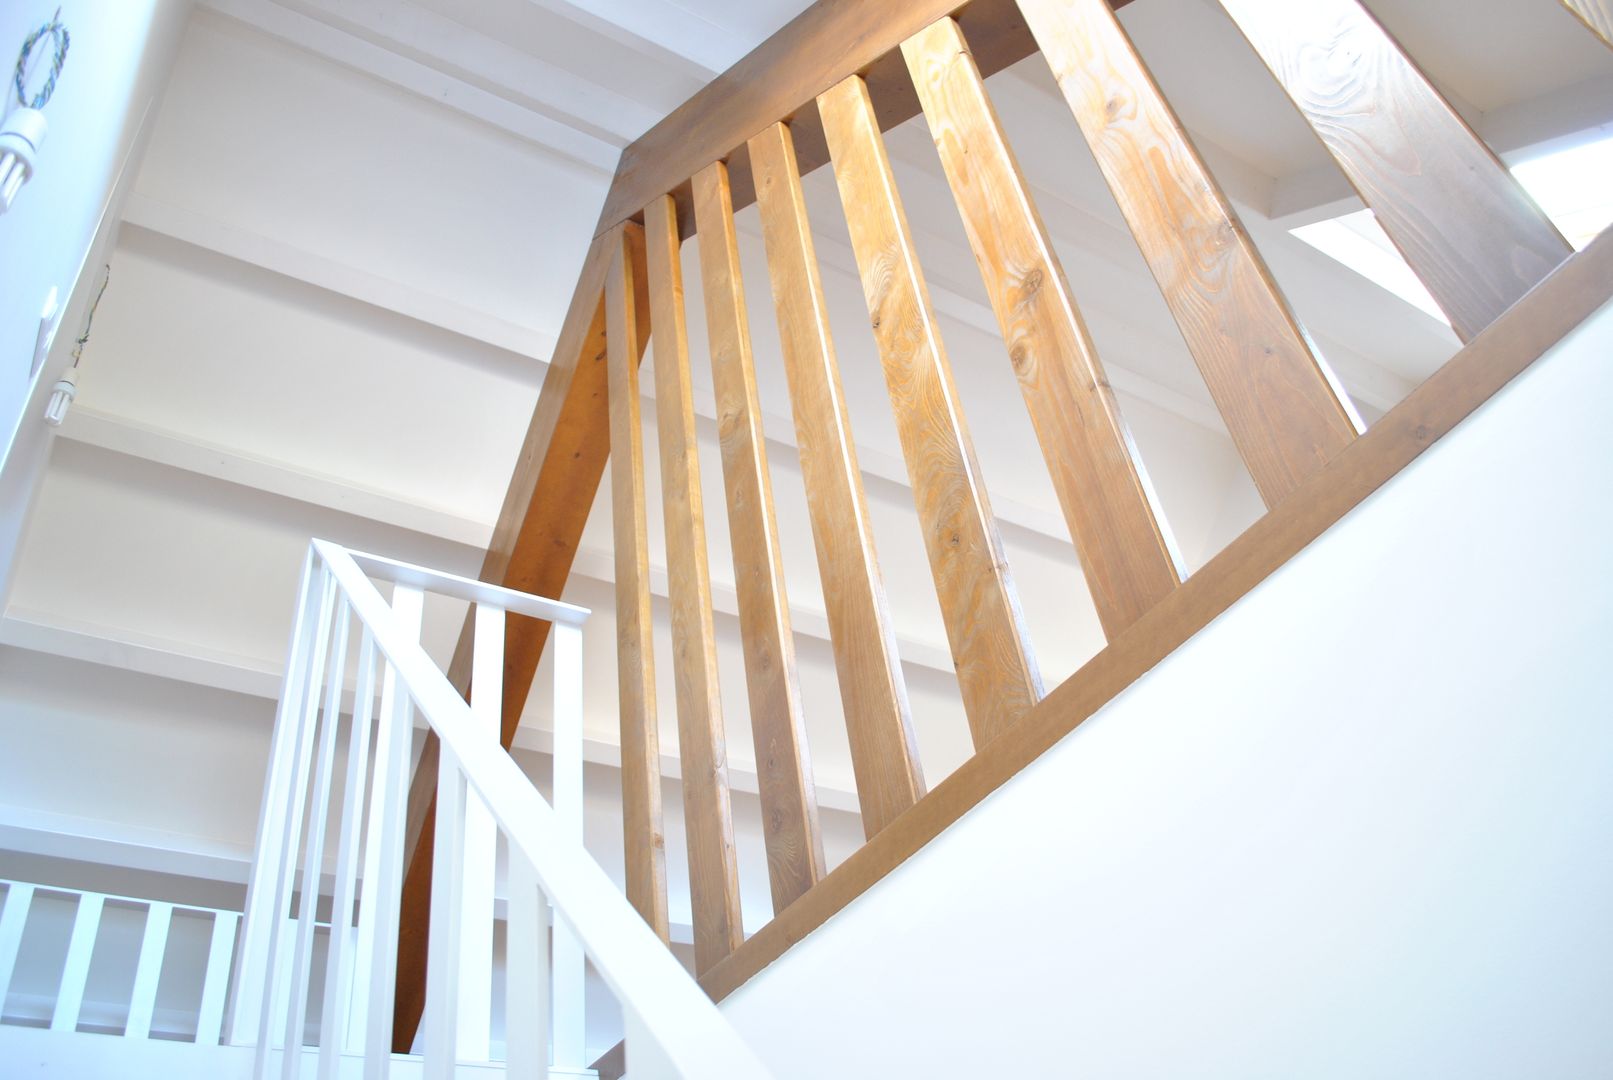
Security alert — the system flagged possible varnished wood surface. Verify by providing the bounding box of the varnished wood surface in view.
[394,229,625,1050]
[1215,0,1572,343]
[696,225,1613,1007]
[644,195,745,973]
[1562,0,1613,47]
[819,74,1043,748]
[606,222,672,943]
[692,160,826,911]
[749,120,926,839]
[903,17,1181,640]
[1020,0,1360,508]
[595,0,1138,241]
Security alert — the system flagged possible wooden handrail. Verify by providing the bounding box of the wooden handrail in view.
[397,0,1611,1050]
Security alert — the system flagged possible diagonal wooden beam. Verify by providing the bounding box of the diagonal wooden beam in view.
[391,221,651,1051]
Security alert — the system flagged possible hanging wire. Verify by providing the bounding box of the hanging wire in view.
[71,265,110,369]
[13,9,70,111]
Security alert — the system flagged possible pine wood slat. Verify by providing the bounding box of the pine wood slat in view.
[692,160,827,911]
[606,221,672,942]
[903,17,1182,639]
[1214,0,1573,343]
[694,225,1613,1009]
[819,74,1044,747]
[595,0,1142,241]
[1561,0,1613,47]
[748,120,926,839]
[643,194,745,973]
[1019,0,1361,508]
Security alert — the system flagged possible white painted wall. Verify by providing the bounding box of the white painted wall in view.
[721,304,1613,1077]
[0,0,191,602]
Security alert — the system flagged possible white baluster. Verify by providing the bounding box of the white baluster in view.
[360,585,425,1078]
[0,883,36,1006]
[318,630,380,1080]
[550,620,587,1071]
[253,574,338,1078]
[283,600,354,1080]
[125,901,173,1039]
[233,555,325,1044]
[457,603,504,1062]
[504,850,550,1079]
[197,911,240,1046]
[51,892,104,1032]
[422,745,468,1080]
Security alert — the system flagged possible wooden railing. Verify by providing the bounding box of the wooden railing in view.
[393,0,1613,1051]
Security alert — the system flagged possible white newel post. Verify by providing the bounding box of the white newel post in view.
[550,620,589,1076]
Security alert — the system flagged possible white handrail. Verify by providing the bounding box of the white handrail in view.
[235,539,772,1079]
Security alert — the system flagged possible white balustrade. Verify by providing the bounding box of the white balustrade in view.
[0,879,242,1044]
[227,538,773,1079]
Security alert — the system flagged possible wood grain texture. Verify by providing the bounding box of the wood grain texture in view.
[606,221,672,943]
[1561,0,1613,47]
[644,194,744,973]
[695,224,1613,1007]
[393,229,630,1051]
[595,0,1139,241]
[903,17,1182,640]
[692,160,827,911]
[1215,0,1572,343]
[819,74,1044,748]
[749,120,926,839]
[1020,0,1361,508]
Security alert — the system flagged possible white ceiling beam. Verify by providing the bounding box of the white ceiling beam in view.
[0,604,866,812]
[264,0,662,144]
[519,0,744,78]
[198,1,620,175]
[121,193,557,362]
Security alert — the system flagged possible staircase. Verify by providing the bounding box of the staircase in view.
[0,540,771,1077]
[2,0,1610,1075]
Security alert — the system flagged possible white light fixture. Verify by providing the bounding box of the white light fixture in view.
[0,106,46,213]
[43,365,77,426]
[3,12,69,216]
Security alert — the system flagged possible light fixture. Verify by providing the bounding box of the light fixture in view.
[2,11,70,216]
[43,366,76,427]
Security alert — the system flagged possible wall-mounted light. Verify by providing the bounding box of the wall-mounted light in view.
[1,11,69,216]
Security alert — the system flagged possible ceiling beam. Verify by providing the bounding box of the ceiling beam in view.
[199,0,621,174]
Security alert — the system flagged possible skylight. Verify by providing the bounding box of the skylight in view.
[1291,132,1613,325]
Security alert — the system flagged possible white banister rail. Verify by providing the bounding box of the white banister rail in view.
[232,539,772,1079]
[0,879,241,1043]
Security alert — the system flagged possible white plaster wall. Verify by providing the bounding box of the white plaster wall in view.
[721,306,1613,1077]
[0,0,191,601]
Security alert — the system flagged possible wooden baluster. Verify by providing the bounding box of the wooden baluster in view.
[749,120,927,839]
[818,74,1044,747]
[1214,0,1573,343]
[1561,0,1613,47]
[644,193,745,973]
[605,221,672,940]
[1018,0,1361,508]
[691,159,826,910]
[903,17,1182,639]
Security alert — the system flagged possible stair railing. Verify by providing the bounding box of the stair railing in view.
[231,539,772,1078]
[395,0,1613,1057]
